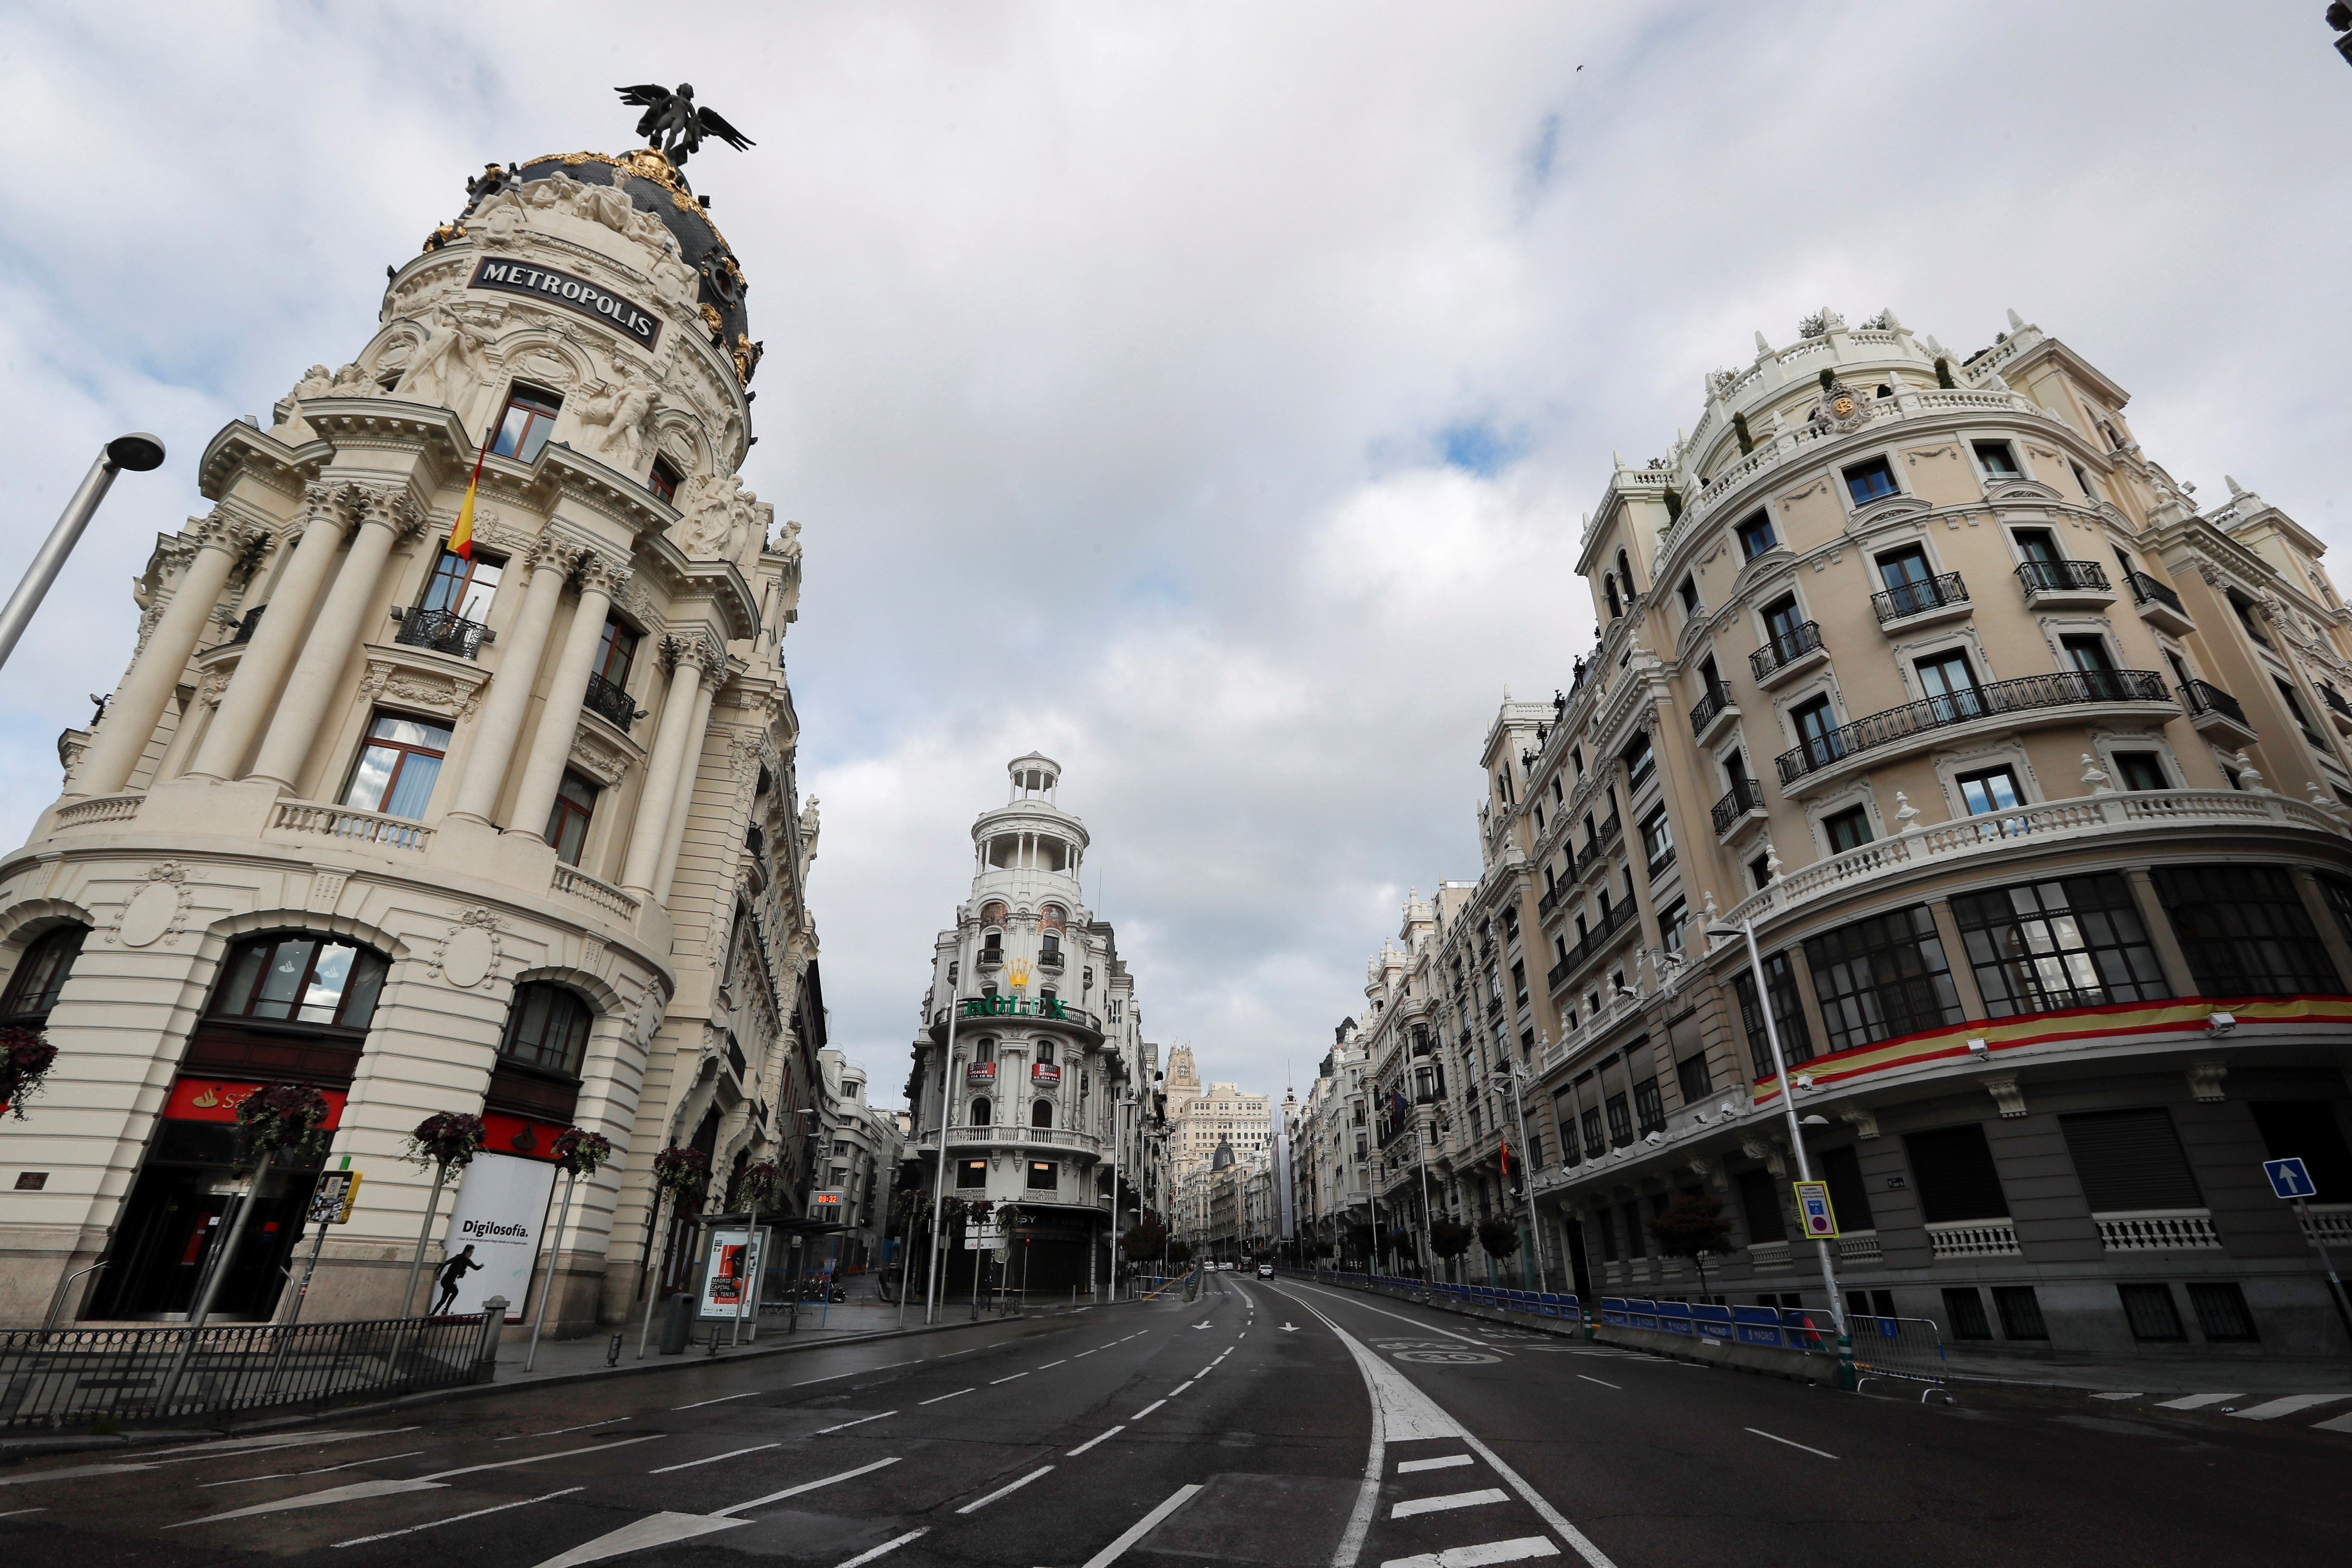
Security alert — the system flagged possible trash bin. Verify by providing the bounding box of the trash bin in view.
[658,1291,695,1355]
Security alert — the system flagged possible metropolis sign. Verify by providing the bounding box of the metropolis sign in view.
[469,259,663,350]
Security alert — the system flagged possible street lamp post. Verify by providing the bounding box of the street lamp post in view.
[1712,914,1853,1381]
[1493,1064,1550,1294]
[0,434,166,673]
[923,992,965,1325]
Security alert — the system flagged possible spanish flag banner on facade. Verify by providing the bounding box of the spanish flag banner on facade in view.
[449,429,492,560]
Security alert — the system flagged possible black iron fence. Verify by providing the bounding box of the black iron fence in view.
[1776,668,2169,784]
[2015,558,2109,595]
[0,1314,490,1429]
[1871,571,1968,623]
[583,672,638,732]
[394,607,492,661]
[1749,620,1823,682]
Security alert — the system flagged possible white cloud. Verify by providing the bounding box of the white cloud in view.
[1,3,2346,1105]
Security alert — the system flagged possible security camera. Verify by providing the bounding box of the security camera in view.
[2205,1011,2236,1037]
[1965,1038,1990,1060]
[1643,1130,1663,1146]
[1795,1074,1815,1090]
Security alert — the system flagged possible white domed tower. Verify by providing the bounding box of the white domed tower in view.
[0,107,820,1336]
[906,756,1151,1300]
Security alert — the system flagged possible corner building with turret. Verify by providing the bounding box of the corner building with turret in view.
[0,140,824,1333]
[1348,309,2352,1358]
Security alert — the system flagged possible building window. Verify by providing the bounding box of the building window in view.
[1916,649,1981,720]
[0,924,88,1025]
[1954,766,2023,830]
[2112,751,2168,791]
[210,932,389,1029]
[1901,1123,2007,1224]
[1675,1051,1711,1106]
[1731,950,1812,1078]
[1843,456,1898,506]
[1032,1099,1054,1128]
[1804,903,1963,1054]
[969,1096,992,1126]
[2152,865,2340,997]
[1820,1143,1874,1230]
[594,618,640,692]
[1604,1092,1633,1146]
[1822,805,1873,853]
[1736,512,1777,560]
[1027,1160,1057,1191]
[1510,960,1527,1004]
[1972,441,2021,478]
[1791,695,1841,772]
[648,455,683,504]
[2117,1283,2186,1342]
[1736,1169,1785,1243]
[1951,874,2170,1019]
[2187,1282,2258,1342]
[491,383,563,464]
[419,547,505,622]
[1993,1286,2049,1340]
[1659,898,1687,956]
[1676,576,1698,615]
[545,770,599,867]
[342,712,452,820]
[956,1158,986,1189]
[499,982,595,1077]
[2060,1107,2203,1212]
[1632,1077,1664,1133]
[1580,1105,1605,1161]
[1639,806,1673,873]
[2276,678,2326,745]
[1623,732,1654,788]
[1942,1287,1994,1340]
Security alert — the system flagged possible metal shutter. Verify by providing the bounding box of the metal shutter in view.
[2059,1108,2202,1212]
[1902,1123,2009,1223]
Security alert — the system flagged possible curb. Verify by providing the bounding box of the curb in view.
[1,1296,1148,1464]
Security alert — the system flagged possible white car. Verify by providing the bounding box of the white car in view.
[1256,1263,1274,1279]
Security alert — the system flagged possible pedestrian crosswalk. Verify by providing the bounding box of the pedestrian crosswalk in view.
[1372,1443,1610,1568]
[2092,1388,2352,1431]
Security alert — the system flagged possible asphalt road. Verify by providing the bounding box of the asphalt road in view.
[0,1271,2341,1568]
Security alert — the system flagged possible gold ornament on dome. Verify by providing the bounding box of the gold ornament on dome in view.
[699,303,725,335]
[613,146,687,193]
[731,334,764,386]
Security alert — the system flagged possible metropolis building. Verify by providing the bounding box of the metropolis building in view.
[1331,309,2352,1357]
[0,136,824,1332]
[904,756,1157,1294]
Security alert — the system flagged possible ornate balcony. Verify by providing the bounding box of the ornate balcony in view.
[2095,1210,2221,1252]
[2324,683,2352,737]
[2179,678,2258,747]
[393,607,493,661]
[1871,572,1970,628]
[1774,668,2173,793]
[1927,1219,2019,1259]
[1749,621,1826,689]
[1688,685,1736,744]
[1711,777,1767,840]
[582,671,640,733]
[2126,569,2196,635]
[1544,898,1639,992]
[2015,557,2114,609]
[270,801,431,853]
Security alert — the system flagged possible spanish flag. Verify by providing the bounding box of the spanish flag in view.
[449,429,491,560]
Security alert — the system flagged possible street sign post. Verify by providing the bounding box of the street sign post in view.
[2261,1155,2351,1328]
[1792,1181,1839,1240]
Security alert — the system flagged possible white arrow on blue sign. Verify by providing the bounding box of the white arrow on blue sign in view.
[2263,1156,2318,1200]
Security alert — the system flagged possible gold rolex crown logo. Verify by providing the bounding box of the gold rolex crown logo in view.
[1006,959,1034,989]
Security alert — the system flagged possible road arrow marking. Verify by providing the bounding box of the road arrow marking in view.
[1280,1323,1300,1332]
[526,1458,902,1568]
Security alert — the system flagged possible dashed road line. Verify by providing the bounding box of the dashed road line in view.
[330,1487,582,1547]
[1398,1455,1473,1474]
[813,1411,897,1435]
[919,1388,975,1405]
[496,1417,628,1442]
[956,1464,1055,1513]
[1067,1426,1125,1456]
[1576,1376,1620,1390]
[1392,1488,1510,1519]
[717,1457,904,1516]
[1079,1483,1203,1568]
[830,1528,928,1568]
[1170,1381,1195,1396]
[201,1451,425,1487]
[1746,1427,1837,1459]
[649,1443,781,1473]
[1038,1359,1068,1369]
[1131,1399,1167,1419]
[991,1373,1029,1385]
[674,1390,764,1410]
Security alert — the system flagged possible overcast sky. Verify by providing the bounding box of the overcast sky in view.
[2,4,2346,1107]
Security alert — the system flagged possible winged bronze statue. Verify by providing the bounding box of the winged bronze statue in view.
[614,83,754,168]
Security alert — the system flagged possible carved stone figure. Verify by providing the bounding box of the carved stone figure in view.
[677,472,741,557]
[290,364,333,404]
[576,368,659,472]
[396,304,495,404]
[328,361,372,395]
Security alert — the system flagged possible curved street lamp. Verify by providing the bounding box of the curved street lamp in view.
[0,435,168,673]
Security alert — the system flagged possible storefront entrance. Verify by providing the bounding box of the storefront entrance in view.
[92,1119,323,1320]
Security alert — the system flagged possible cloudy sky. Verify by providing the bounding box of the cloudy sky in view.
[2,4,2345,1106]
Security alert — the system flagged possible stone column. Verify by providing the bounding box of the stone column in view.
[649,672,723,906]
[622,638,718,898]
[72,511,257,799]
[247,487,421,794]
[184,486,352,783]
[505,552,627,843]
[445,533,577,827]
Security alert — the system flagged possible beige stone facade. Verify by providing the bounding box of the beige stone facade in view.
[0,146,821,1333]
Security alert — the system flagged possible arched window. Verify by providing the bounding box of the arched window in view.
[1032,1099,1054,1128]
[0,924,88,1025]
[970,1096,993,1126]
[210,932,388,1029]
[1616,549,1635,604]
[500,983,596,1078]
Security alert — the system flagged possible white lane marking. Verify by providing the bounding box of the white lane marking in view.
[2089,1391,2143,1401]
[1067,1426,1126,1456]
[2229,1393,2352,1421]
[497,1417,627,1442]
[330,1487,581,1547]
[1075,1350,1096,1357]
[2154,1392,2240,1410]
[1392,1488,1509,1519]
[956,1464,1055,1513]
[1381,1537,1561,1568]
[919,1388,976,1405]
[134,1429,413,1464]
[992,1373,1029,1385]
[1131,1399,1167,1419]
[169,1436,660,1527]
[813,1411,897,1435]
[2313,1410,2352,1434]
[1397,1455,1473,1474]
[202,1450,426,1486]
[1442,1430,1617,1568]
[832,1528,929,1568]
[1576,1376,1620,1390]
[674,1390,764,1410]
[529,1511,750,1567]
[1170,1381,1196,1396]
[1281,1280,1513,1354]
[649,1443,781,1473]
[1746,1427,1838,1459]
[1079,1483,1203,1568]
[790,1371,861,1387]
[717,1457,903,1516]
[0,1508,47,1519]
[1038,1359,1068,1369]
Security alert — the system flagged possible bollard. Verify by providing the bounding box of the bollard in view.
[473,1298,511,1383]
[606,1331,623,1367]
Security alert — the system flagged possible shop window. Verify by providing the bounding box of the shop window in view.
[1843,456,1899,505]
[1736,512,1777,560]
[545,770,599,867]
[1736,1169,1785,1243]
[1942,1287,1994,1339]
[2117,1282,2186,1341]
[342,712,453,820]
[0,924,88,1025]
[1823,805,1873,853]
[211,933,389,1030]
[1804,903,1963,1054]
[969,1096,993,1126]
[2151,865,2340,997]
[2187,1282,2258,1342]
[1993,1285,2049,1339]
[499,982,595,1077]
[2061,1108,2202,1212]
[1027,1159,1058,1191]
[1731,950,1812,1077]
[956,1158,986,1189]
[491,383,563,464]
[1951,873,2170,1018]
[1901,1123,2008,1224]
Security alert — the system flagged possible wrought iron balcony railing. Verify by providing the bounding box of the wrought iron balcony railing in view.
[394,607,491,661]
[582,671,638,732]
[1688,685,1731,737]
[2178,678,2249,729]
[2125,570,2185,616]
[1775,668,2170,784]
[1749,621,1823,683]
[1871,572,1968,624]
[2015,558,2110,595]
[1711,776,1766,836]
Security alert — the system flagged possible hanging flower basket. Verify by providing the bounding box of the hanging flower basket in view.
[651,1144,711,1200]
[549,1127,613,1178]
[233,1082,333,1170]
[735,1158,784,1211]
[404,1111,488,1171]
[0,1027,57,1121]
